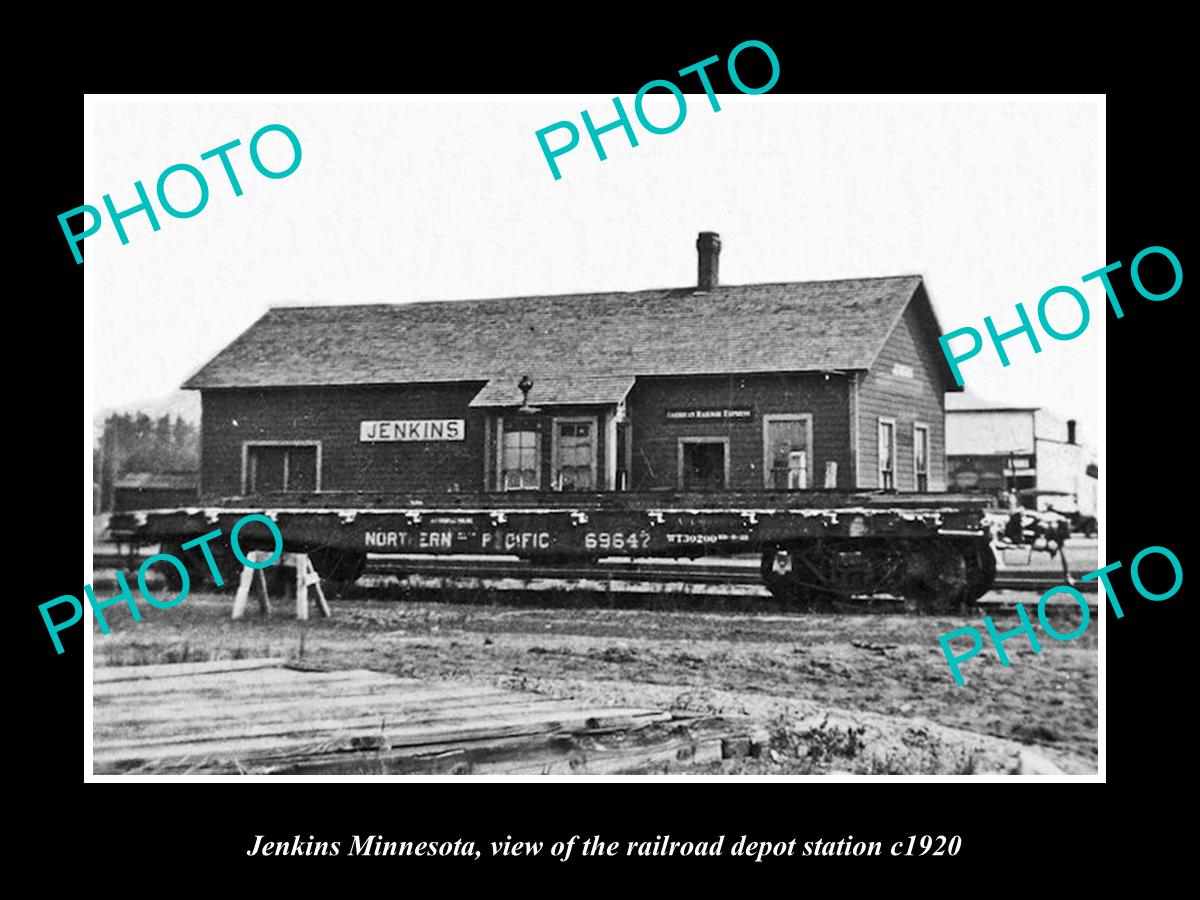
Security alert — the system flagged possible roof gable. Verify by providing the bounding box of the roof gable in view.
[184,276,932,390]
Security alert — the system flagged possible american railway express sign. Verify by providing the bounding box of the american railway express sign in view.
[664,407,753,421]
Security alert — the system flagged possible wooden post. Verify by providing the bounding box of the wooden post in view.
[294,553,308,622]
[306,555,332,618]
[290,552,333,620]
[232,551,273,620]
[254,569,271,615]
[1059,542,1075,586]
[231,567,254,620]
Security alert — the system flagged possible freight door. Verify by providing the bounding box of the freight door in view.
[679,439,728,491]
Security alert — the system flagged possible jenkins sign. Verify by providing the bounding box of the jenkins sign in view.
[360,419,465,442]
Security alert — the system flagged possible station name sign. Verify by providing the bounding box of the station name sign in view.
[664,407,753,422]
[360,419,465,442]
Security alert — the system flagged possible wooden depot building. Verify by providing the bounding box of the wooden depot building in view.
[184,233,961,500]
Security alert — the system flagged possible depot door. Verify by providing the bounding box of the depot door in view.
[763,415,812,490]
[554,418,597,490]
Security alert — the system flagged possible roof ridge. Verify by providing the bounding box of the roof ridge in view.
[265,274,925,312]
[185,276,933,391]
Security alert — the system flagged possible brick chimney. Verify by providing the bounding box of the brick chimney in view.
[1067,419,1077,444]
[696,231,721,291]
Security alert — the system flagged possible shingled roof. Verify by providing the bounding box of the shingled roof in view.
[184,276,951,391]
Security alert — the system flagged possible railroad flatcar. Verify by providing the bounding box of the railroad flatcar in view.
[111,232,997,611]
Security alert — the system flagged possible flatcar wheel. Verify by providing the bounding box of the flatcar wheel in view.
[156,548,186,594]
[760,548,837,612]
[157,540,238,594]
[903,541,970,615]
[761,548,796,602]
[795,587,839,614]
[307,549,367,599]
[962,537,997,604]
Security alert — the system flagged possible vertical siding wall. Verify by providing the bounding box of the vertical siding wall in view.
[201,384,487,497]
[856,297,948,490]
[628,373,853,491]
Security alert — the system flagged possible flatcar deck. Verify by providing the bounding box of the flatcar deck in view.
[107,490,1000,611]
[167,488,994,512]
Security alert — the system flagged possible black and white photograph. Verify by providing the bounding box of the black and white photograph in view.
[82,92,1105,780]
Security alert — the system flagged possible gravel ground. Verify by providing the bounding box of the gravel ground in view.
[90,580,1098,775]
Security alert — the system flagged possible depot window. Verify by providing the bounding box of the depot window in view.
[913,423,930,492]
[878,419,896,490]
[500,424,542,490]
[243,442,321,493]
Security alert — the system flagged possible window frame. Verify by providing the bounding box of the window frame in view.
[761,413,814,490]
[241,440,322,494]
[676,436,731,491]
[913,421,930,493]
[877,418,897,490]
[496,416,542,491]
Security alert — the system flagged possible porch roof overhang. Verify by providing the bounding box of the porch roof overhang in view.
[468,374,636,409]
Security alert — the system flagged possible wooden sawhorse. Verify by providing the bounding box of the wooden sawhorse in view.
[231,551,332,621]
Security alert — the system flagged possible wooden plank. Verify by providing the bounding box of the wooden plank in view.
[96,704,671,752]
[400,717,737,776]
[94,682,518,722]
[94,668,403,699]
[94,669,474,702]
[94,675,508,713]
[93,658,284,683]
[490,736,724,775]
[273,733,724,776]
[91,661,704,776]
[94,689,565,737]
[151,732,580,774]
[94,708,673,773]
[96,700,667,748]
[95,666,319,696]
[122,720,737,776]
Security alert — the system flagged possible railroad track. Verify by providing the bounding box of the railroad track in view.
[94,551,1095,598]
[367,558,1095,596]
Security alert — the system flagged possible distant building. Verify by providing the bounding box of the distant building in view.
[945,393,1097,516]
[113,472,199,512]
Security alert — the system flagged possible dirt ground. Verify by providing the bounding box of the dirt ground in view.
[90,579,1098,776]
